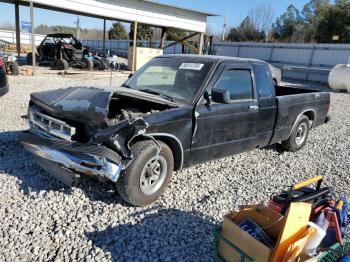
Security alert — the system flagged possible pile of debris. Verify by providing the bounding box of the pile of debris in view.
[215,176,350,262]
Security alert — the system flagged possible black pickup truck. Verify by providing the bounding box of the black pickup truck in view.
[20,55,330,206]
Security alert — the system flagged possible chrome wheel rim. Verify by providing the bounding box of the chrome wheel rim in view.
[140,155,167,196]
[295,122,307,146]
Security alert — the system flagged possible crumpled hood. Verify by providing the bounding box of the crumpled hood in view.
[31,86,112,113]
[30,86,113,128]
[30,86,177,128]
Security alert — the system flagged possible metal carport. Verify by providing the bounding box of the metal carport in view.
[2,0,215,74]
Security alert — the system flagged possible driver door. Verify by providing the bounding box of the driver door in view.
[190,64,260,165]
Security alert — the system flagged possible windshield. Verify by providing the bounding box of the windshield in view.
[124,57,214,104]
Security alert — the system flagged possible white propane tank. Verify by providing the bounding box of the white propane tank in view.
[328,60,350,93]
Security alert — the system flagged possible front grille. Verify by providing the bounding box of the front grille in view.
[28,108,76,141]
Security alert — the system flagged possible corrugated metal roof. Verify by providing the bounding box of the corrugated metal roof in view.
[140,0,218,16]
[15,0,212,32]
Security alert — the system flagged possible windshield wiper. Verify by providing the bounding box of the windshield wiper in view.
[139,89,174,102]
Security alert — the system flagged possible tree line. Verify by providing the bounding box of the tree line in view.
[227,0,350,43]
[33,24,104,39]
[1,0,349,44]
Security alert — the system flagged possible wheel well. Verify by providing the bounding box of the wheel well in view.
[303,111,315,128]
[130,135,183,171]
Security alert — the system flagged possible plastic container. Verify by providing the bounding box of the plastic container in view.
[303,222,327,256]
[328,64,350,93]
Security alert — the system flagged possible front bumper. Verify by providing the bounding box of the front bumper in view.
[20,132,124,186]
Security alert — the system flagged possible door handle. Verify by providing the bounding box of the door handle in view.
[249,105,259,111]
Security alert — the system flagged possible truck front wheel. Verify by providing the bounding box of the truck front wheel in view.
[282,114,310,152]
[116,140,174,207]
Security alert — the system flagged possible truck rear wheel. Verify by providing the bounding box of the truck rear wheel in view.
[116,140,174,207]
[282,114,310,152]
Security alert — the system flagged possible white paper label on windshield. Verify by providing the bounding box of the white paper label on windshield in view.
[179,63,204,71]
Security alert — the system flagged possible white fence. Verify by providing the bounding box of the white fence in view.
[212,42,350,82]
[82,39,350,83]
[0,30,45,45]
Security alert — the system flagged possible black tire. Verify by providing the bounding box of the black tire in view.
[9,61,19,76]
[95,61,104,71]
[82,58,94,70]
[116,140,174,207]
[26,52,33,65]
[100,58,109,70]
[282,115,310,152]
[56,59,69,70]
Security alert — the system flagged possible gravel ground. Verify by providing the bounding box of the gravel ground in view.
[0,72,349,261]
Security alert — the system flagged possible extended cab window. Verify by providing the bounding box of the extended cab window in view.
[214,69,254,100]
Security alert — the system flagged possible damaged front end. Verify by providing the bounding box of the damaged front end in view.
[20,86,176,186]
[20,131,124,186]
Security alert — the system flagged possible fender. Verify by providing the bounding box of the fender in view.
[130,132,184,171]
[288,109,316,138]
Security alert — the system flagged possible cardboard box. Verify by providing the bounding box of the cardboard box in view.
[128,46,163,71]
[219,203,312,262]
[219,205,285,262]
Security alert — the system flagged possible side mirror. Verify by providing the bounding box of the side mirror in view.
[211,88,230,104]
[203,91,211,105]
[128,73,133,79]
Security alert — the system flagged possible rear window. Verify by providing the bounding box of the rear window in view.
[252,63,275,98]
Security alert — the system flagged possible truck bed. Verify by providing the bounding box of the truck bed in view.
[275,85,317,96]
[270,85,330,145]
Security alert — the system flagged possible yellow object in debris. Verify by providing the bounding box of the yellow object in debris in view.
[282,226,315,262]
[292,176,323,190]
[336,200,344,210]
[271,202,312,262]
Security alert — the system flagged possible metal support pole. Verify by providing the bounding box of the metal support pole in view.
[208,36,213,55]
[30,1,36,76]
[103,19,106,54]
[15,2,21,58]
[160,27,166,49]
[198,33,204,55]
[132,21,138,73]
